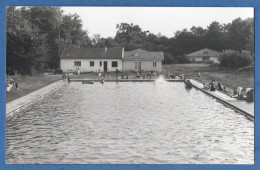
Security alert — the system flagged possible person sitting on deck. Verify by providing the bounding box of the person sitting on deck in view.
[246,88,254,102]
[231,87,238,98]
[217,82,223,91]
[210,80,216,91]
[203,83,210,90]
[237,87,244,100]
[185,79,192,88]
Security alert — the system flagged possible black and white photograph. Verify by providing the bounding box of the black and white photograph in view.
[6,7,254,164]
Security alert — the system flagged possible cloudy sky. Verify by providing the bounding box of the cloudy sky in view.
[62,7,254,38]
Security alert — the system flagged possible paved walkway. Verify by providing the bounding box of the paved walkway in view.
[6,80,67,115]
[190,79,254,118]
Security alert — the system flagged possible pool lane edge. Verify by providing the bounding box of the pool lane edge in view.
[6,81,68,116]
[70,79,184,82]
[191,82,254,120]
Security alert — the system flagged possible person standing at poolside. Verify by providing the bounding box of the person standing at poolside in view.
[98,69,101,78]
[116,69,119,79]
[77,68,80,75]
[15,81,18,90]
[67,76,71,83]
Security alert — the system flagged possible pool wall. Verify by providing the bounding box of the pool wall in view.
[70,79,184,82]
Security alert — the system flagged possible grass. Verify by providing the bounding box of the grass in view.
[6,74,61,103]
[163,63,254,90]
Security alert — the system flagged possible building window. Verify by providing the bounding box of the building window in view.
[100,61,102,66]
[135,62,138,69]
[74,61,81,66]
[153,62,157,67]
[112,61,118,67]
[90,61,94,66]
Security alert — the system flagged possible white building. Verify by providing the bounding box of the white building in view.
[60,47,124,72]
[60,47,164,72]
[185,48,221,63]
[123,49,164,72]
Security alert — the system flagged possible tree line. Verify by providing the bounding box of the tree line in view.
[7,7,254,75]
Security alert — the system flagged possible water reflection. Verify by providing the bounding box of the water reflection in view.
[6,82,254,164]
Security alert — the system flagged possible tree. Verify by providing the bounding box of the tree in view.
[6,7,49,75]
[205,21,226,51]
[172,29,199,55]
[6,7,92,74]
[219,50,253,68]
[228,18,254,54]
[21,7,63,69]
[115,23,148,50]
[60,14,92,49]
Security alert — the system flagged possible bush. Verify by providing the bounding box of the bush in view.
[162,52,176,64]
[219,50,253,68]
[54,69,63,74]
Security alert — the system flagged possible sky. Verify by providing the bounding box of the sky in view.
[62,7,254,38]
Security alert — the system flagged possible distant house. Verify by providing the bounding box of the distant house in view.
[60,47,164,72]
[185,48,221,63]
[123,49,164,72]
[60,47,124,72]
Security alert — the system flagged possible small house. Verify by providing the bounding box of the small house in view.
[185,48,221,63]
[123,49,164,72]
[60,47,124,72]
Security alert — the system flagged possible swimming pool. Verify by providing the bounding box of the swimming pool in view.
[6,81,254,164]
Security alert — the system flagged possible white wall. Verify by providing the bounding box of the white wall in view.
[189,56,220,63]
[61,59,122,72]
[123,61,162,72]
[210,57,220,63]
[194,57,203,62]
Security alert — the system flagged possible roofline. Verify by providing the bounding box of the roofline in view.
[123,59,163,61]
[186,48,221,56]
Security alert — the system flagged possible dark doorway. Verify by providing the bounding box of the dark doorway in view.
[203,56,210,62]
[104,61,107,72]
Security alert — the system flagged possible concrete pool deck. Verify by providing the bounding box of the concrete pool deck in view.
[6,80,67,115]
[190,79,254,119]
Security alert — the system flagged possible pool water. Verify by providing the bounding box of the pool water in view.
[6,81,254,164]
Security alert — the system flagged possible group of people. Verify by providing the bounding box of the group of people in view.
[136,70,158,79]
[61,72,71,83]
[202,79,254,102]
[203,80,224,92]
[231,87,254,101]
[6,76,18,92]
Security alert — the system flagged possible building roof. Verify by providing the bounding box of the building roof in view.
[60,47,123,60]
[124,49,164,61]
[186,48,221,57]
